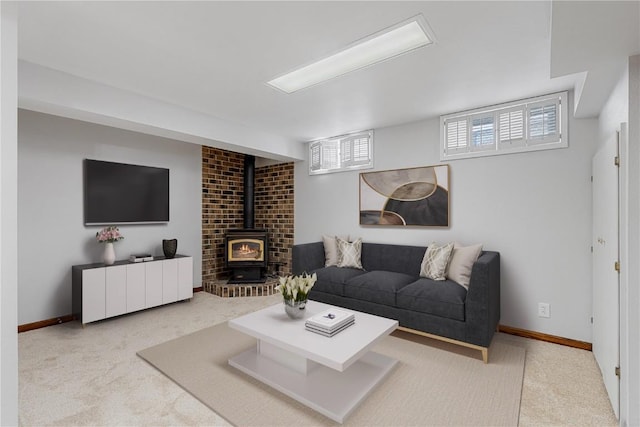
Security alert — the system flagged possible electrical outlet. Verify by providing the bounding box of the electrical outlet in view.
[538,302,550,318]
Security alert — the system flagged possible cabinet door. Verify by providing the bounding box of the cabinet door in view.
[145,262,163,308]
[177,257,193,300]
[82,268,105,324]
[105,265,127,318]
[126,263,146,313]
[162,259,179,304]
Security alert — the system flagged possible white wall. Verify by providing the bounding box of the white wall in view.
[295,94,598,342]
[18,110,202,325]
[599,65,629,143]
[1,3,19,425]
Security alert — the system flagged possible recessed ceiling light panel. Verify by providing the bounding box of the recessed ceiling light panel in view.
[267,15,436,94]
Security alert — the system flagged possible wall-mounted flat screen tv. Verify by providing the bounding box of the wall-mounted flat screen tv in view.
[84,159,169,225]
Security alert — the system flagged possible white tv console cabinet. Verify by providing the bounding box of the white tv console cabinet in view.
[72,255,193,325]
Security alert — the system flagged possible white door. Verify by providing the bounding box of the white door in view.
[592,131,620,418]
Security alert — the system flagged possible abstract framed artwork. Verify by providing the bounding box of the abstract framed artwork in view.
[359,164,450,227]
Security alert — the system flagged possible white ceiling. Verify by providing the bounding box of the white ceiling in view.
[15,1,640,158]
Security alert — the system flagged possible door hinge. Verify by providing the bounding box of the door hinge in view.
[615,156,620,166]
[615,366,620,377]
[615,261,620,272]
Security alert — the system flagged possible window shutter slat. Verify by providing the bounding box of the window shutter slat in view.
[498,107,525,148]
[446,119,468,153]
[310,143,322,171]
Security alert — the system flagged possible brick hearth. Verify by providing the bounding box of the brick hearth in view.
[203,278,279,298]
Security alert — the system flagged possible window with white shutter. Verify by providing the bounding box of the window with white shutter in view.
[309,130,373,175]
[310,142,322,171]
[527,98,559,145]
[321,141,340,170]
[498,107,525,149]
[445,118,468,154]
[441,91,567,160]
[470,114,495,151]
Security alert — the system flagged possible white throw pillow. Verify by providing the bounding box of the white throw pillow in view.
[337,238,363,269]
[322,235,349,267]
[420,242,454,281]
[446,242,483,289]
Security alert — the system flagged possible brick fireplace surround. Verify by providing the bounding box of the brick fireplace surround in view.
[201,146,294,297]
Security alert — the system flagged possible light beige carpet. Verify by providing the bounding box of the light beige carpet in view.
[138,322,525,426]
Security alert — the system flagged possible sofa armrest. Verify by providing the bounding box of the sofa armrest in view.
[292,242,325,275]
[464,251,500,347]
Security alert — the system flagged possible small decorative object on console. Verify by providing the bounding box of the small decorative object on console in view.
[162,238,178,259]
[275,273,317,319]
[129,254,154,263]
[96,226,124,265]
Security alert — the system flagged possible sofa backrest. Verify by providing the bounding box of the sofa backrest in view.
[361,242,426,276]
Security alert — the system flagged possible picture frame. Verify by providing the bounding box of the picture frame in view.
[359,164,450,227]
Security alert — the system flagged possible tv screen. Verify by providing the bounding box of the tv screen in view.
[84,159,169,225]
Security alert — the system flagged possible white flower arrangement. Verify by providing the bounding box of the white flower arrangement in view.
[275,273,317,302]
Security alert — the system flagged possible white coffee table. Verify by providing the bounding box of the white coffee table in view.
[228,300,398,423]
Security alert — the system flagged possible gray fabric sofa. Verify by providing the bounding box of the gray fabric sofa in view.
[292,241,500,362]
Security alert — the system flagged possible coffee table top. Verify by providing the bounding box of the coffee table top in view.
[228,300,398,371]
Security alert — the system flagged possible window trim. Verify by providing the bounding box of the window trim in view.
[440,91,568,161]
[308,130,374,175]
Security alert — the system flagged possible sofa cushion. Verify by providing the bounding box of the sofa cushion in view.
[396,278,467,321]
[420,242,454,281]
[446,242,483,289]
[310,266,366,296]
[361,243,425,276]
[345,270,417,306]
[337,238,363,269]
[322,235,349,267]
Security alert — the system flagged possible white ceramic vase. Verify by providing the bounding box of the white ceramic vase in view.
[103,242,116,265]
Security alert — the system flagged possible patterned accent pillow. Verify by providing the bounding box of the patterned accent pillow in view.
[420,242,454,281]
[337,238,363,269]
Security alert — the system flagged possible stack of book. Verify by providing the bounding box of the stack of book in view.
[305,308,355,337]
[129,254,154,262]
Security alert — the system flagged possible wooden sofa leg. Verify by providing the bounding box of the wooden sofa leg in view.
[397,326,490,363]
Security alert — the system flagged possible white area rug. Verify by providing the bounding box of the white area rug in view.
[139,322,525,426]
